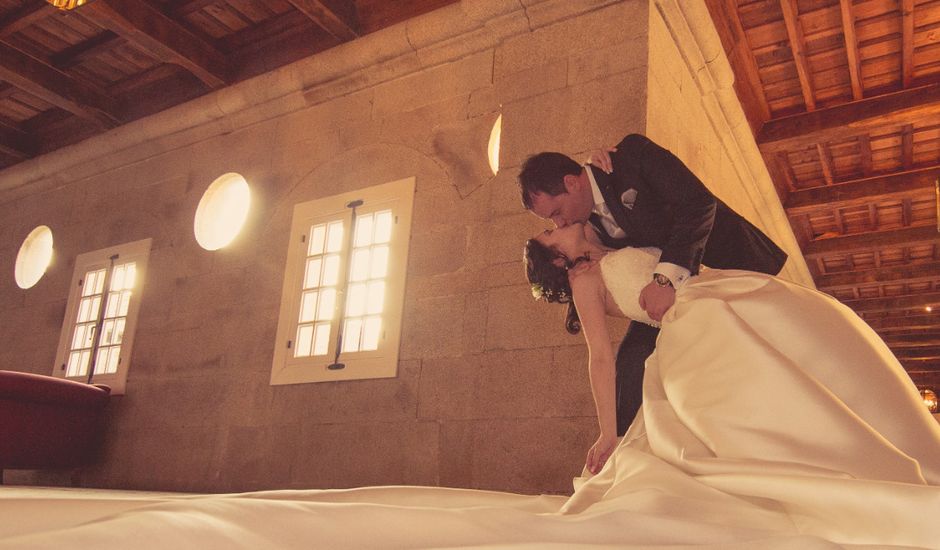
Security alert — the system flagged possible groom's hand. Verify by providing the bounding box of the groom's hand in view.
[639,282,676,322]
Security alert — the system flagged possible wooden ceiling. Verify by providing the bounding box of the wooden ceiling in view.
[0,0,455,167]
[0,1,937,389]
[707,0,940,389]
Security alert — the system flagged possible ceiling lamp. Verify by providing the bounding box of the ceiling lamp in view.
[921,388,939,414]
[47,0,89,10]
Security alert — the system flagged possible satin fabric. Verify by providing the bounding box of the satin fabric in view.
[1,269,938,548]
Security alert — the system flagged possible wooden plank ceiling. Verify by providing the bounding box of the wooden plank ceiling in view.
[707,0,940,389]
[0,1,937,390]
[0,0,456,165]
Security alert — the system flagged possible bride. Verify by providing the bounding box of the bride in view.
[525,221,940,544]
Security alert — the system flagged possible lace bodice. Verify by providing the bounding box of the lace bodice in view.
[599,247,662,327]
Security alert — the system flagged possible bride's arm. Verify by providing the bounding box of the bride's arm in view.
[570,267,618,474]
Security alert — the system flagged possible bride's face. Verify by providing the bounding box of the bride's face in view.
[534,223,584,259]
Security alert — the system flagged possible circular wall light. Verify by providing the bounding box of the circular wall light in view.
[14,225,54,289]
[194,172,251,251]
[488,114,502,176]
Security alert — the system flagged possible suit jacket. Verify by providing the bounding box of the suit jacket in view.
[589,134,787,276]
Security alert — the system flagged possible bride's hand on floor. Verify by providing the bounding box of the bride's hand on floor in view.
[586,434,617,474]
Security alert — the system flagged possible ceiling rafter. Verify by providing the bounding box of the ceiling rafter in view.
[816,261,940,290]
[0,1,49,39]
[802,224,940,258]
[784,165,939,214]
[0,117,37,159]
[50,31,124,70]
[705,0,770,124]
[902,0,914,88]
[284,0,359,42]
[841,292,940,314]
[839,0,863,100]
[779,0,815,111]
[81,0,230,89]
[757,83,940,154]
[816,142,834,184]
[0,41,120,127]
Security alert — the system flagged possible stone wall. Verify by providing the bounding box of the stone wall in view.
[0,0,801,495]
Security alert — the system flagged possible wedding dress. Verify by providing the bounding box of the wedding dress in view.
[2,248,938,549]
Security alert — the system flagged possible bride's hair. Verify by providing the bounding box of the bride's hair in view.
[524,238,583,335]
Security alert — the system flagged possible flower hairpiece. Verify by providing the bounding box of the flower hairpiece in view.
[530,282,570,303]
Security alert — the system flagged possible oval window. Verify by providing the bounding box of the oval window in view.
[194,173,251,251]
[488,114,502,176]
[15,225,54,289]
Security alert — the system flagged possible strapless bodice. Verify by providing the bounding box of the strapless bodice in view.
[599,247,662,327]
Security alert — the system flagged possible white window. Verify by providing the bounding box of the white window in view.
[271,177,415,385]
[52,238,152,395]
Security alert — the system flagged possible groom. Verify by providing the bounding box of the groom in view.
[519,133,787,435]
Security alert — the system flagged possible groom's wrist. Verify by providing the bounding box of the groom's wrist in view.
[652,273,673,288]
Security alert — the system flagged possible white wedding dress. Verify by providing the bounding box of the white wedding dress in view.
[2,248,939,549]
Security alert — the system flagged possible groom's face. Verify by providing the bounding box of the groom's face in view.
[528,174,593,228]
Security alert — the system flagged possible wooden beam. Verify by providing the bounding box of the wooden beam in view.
[902,0,914,88]
[883,333,940,346]
[839,0,863,100]
[816,143,835,184]
[841,291,940,313]
[0,42,119,127]
[705,0,771,123]
[866,314,940,331]
[817,260,940,290]
[901,124,914,168]
[285,0,359,42]
[758,83,940,154]
[803,224,940,258]
[0,1,49,39]
[50,31,125,70]
[858,135,872,175]
[893,346,940,360]
[779,0,815,111]
[82,0,229,89]
[0,118,38,160]
[784,165,939,214]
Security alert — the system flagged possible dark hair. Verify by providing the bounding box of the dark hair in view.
[524,238,582,335]
[518,152,582,209]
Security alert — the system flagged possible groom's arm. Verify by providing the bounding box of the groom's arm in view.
[614,134,716,278]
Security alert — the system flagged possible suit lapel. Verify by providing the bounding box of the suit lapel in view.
[590,165,636,237]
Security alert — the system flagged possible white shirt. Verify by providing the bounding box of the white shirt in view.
[586,165,691,288]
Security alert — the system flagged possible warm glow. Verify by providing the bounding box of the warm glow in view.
[14,225,54,289]
[194,173,251,251]
[921,388,939,413]
[47,0,88,9]
[927,306,934,313]
[488,114,502,176]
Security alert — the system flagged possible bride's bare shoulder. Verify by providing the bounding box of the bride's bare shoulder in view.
[568,261,604,292]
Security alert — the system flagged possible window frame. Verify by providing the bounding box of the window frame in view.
[270,177,416,385]
[52,238,152,395]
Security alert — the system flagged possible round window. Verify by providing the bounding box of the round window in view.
[194,173,251,251]
[14,225,54,289]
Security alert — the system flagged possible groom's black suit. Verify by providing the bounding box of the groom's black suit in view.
[587,134,787,435]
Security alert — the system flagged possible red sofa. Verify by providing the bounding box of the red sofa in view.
[0,370,111,474]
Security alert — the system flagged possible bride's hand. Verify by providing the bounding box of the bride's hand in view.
[586,433,617,474]
[584,147,617,174]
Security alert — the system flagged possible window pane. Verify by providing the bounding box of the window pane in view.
[304,258,322,289]
[317,288,336,321]
[95,348,108,375]
[366,281,385,314]
[346,283,366,317]
[118,291,132,317]
[354,214,374,247]
[90,296,101,321]
[313,323,331,356]
[308,224,326,255]
[326,221,344,253]
[100,319,115,346]
[370,245,389,279]
[105,347,120,374]
[105,292,119,318]
[349,249,369,282]
[82,270,100,297]
[322,254,340,286]
[362,316,382,351]
[123,263,137,290]
[111,265,125,291]
[67,351,81,378]
[113,318,125,345]
[295,324,313,358]
[94,269,106,294]
[374,211,393,244]
[72,325,86,350]
[81,323,95,349]
[299,290,318,323]
[343,319,362,353]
